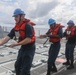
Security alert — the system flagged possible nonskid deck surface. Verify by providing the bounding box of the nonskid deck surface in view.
[0,39,76,75]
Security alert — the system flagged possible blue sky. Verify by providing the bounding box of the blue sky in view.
[0,0,76,26]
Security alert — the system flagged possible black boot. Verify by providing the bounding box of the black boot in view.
[46,67,51,75]
[46,73,50,75]
[63,59,70,65]
[51,67,57,73]
[63,62,70,65]
[67,60,74,70]
[67,65,74,70]
[52,64,57,73]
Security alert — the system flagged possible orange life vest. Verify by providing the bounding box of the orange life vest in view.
[66,26,76,39]
[49,24,64,43]
[14,19,36,43]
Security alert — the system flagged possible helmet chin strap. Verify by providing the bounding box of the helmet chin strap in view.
[68,24,74,28]
[50,23,56,28]
[18,14,22,24]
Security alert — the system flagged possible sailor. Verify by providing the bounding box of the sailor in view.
[0,8,36,75]
[63,20,76,69]
[39,18,63,75]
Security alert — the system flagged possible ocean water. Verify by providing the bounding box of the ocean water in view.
[0,25,66,37]
[1,25,49,37]
[34,26,49,37]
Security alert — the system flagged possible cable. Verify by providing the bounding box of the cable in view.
[1,66,15,73]
[43,38,49,47]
